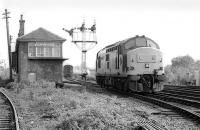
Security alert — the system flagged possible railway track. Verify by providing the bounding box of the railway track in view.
[63,79,169,130]
[164,85,200,90]
[161,85,200,102]
[0,88,19,130]
[64,79,200,125]
[140,93,200,121]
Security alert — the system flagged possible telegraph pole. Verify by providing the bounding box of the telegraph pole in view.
[2,9,12,81]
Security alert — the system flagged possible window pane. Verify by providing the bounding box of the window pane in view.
[28,42,61,57]
[136,38,147,47]
[53,43,61,57]
[28,46,36,57]
[37,45,44,57]
[45,46,53,57]
[28,42,36,57]
[147,39,157,49]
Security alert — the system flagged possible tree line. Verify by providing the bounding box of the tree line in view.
[164,55,200,85]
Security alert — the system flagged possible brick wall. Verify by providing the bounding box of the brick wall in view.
[18,42,28,81]
[28,60,63,82]
[18,42,63,82]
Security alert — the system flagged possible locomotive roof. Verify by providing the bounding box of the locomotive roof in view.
[98,35,160,53]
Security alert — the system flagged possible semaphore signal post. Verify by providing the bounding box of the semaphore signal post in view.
[63,20,97,80]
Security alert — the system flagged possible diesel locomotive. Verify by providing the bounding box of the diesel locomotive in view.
[96,35,165,93]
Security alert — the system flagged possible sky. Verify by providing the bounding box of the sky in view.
[1,0,200,69]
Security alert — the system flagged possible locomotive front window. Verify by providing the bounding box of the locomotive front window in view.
[147,39,158,49]
[136,38,147,47]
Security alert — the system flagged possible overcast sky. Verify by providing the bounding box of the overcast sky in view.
[1,0,200,69]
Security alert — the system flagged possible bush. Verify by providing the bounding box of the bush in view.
[55,109,109,130]
[30,99,59,119]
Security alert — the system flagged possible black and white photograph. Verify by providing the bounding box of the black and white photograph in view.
[0,0,200,129]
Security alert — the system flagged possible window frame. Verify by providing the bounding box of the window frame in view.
[28,42,62,58]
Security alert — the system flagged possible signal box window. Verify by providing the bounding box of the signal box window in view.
[28,42,61,57]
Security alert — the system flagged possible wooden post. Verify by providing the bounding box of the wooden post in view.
[2,9,12,81]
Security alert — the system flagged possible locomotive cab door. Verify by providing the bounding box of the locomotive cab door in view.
[117,45,124,75]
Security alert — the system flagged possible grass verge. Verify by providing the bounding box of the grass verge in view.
[4,81,154,130]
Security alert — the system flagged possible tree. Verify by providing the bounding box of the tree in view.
[165,55,196,85]
[171,55,194,68]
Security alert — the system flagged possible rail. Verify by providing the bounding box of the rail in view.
[0,88,19,130]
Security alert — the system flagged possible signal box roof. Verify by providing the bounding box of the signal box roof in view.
[17,27,66,42]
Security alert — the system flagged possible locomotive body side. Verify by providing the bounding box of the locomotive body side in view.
[96,36,165,93]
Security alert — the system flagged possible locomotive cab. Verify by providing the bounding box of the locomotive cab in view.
[125,37,165,92]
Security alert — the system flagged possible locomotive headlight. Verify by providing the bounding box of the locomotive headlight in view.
[145,64,149,68]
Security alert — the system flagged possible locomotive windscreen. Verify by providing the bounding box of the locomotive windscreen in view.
[147,39,159,49]
[135,37,147,47]
[125,37,159,50]
[125,37,147,50]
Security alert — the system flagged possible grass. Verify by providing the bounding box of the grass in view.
[4,80,148,130]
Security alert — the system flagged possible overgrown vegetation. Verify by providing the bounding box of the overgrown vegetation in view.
[5,81,146,130]
[0,60,9,80]
[164,55,200,85]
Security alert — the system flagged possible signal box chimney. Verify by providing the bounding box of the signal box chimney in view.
[18,14,25,37]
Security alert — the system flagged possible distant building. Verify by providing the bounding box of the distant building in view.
[12,15,67,82]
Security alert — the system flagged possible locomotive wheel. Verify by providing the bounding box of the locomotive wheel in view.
[100,79,105,88]
[123,80,129,92]
[116,80,122,90]
[120,82,124,91]
[106,84,109,89]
